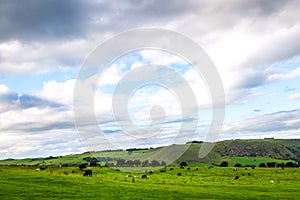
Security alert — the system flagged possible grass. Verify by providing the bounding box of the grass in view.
[0,165,299,199]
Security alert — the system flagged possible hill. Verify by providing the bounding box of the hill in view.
[0,139,299,167]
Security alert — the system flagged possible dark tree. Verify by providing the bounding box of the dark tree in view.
[90,161,97,167]
[285,161,296,167]
[259,163,267,167]
[133,160,141,167]
[151,160,160,167]
[161,161,167,166]
[79,163,87,170]
[234,163,242,167]
[142,160,149,167]
[266,162,276,167]
[220,161,228,167]
[117,159,126,167]
[126,160,134,167]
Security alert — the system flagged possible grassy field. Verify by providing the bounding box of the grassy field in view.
[0,165,299,199]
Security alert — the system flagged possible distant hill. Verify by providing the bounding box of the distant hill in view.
[0,139,299,166]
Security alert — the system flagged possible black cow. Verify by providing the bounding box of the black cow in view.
[234,175,240,180]
[83,169,92,177]
[141,174,147,179]
[177,172,182,176]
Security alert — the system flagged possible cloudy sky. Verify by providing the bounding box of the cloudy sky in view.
[1,0,300,159]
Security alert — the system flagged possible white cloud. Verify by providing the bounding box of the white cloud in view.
[34,79,76,106]
[288,92,300,100]
[268,66,300,81]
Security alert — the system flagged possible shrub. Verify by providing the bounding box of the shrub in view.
[285,161,297,167]
[180,162,187,167]
[259,163,266,167]
[220,161,228,167]
[276,163,285,168]
[266,162,276,168]
[234,163,242,167]
[79,163,87,170]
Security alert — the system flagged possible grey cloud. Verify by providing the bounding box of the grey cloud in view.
[228,108,300,133]
[0,0,192,42]
[0,0,88,42]
[0,89,63,112]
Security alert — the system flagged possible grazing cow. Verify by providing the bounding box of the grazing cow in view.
[187,167,191,170]
[83,169,93,177]
[248,173,251,176]
[35,168,40,172]
[180,166,184,169]
[242,173,244,176]
[71,170,75,173]
[170,168,174,171]
[208,166,214,169]
[177,172,182,176]
[270,180,274,184]
[148,171,153,174]
[251,166,255,169]
[141,174,147,179]
[233,168,237,171]
[245,168,247,170]
[195,168,198,171]
[234,176,240,180]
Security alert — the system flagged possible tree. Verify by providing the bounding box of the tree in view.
[259,163,266,167]
[133,160,141,167]
[79,163,87,170]
[142,160,149,167]
[220,161,228,167]
[161,161,167,166]
[266,162,276,168]
[285,161,296,167]
[234,163,242,167]
[126,160,134,167]
[90,161,97,167]
[180,162,187,167]
[151,160,160,167]
[117,159,126,167]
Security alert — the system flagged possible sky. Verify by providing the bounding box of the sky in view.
[1,0,300,159]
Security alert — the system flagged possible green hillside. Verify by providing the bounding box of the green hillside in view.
[0,139,299,167]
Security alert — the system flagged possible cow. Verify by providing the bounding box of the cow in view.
[170,168,174,171]
[180,166,184,169]
[177,172,182,176]
[234,175,240,180]
[83,169,92,177]
[195,168,198,171]
[141,174,147,179]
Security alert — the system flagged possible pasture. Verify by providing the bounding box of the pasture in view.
[0,166,299,199]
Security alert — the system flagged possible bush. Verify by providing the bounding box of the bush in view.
[276,163,285,168]
[285,161,297,167]
[266,162,276,168]
[79,163,87,170]
[234,163,242,167]
[259,163,266,167]
[180,162,187,167]
[220,161,228,167]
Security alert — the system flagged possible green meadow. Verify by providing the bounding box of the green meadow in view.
[1,165,299,199]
